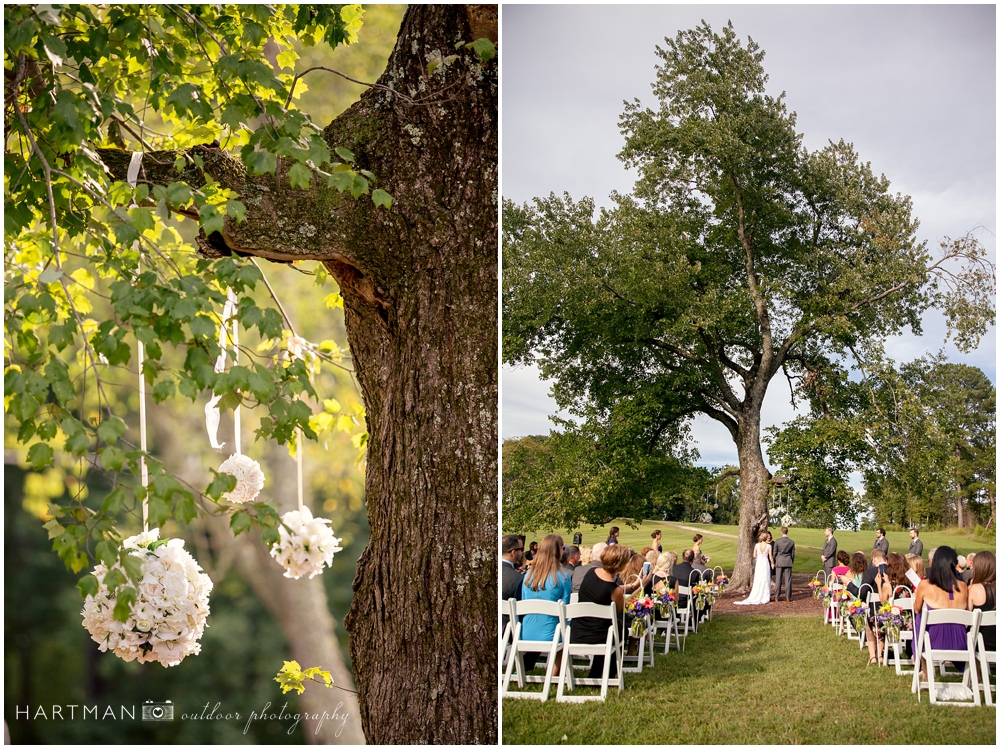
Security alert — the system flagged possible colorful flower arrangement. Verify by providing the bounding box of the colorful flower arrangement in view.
[714,572,730,594]
[625,595,656,638]
[269,506,344,579]
[809,577,823,599]
[651,581,675,617]
[874,602,911,643]
[218,453,265,503]
[81,528,213,666]
[846,598,868,634]
[692,581,717,611]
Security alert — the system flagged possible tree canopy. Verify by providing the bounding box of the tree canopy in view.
[502,21,994,586]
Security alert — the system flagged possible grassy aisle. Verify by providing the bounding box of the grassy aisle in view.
[502,614,996,744]
[522,521,995,574]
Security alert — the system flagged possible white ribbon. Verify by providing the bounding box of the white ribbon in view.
[205,289,240,450]
[128,151,149,531]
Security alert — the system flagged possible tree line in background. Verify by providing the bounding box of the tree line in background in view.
[503,354,995,536]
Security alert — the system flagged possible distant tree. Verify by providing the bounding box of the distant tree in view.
[503,22,993,588]
[767,356,996,530]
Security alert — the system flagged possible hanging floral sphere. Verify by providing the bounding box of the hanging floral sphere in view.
[781,513,794,527]
[81,528,213,667]
[269,506,343,579]
[698,512,713,524]
[218,453,265,503]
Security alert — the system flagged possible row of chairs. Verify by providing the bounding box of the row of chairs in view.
[501,567,724,702]
[816,569,996,707]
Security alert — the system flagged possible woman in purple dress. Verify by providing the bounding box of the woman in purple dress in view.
[913,545,969,678]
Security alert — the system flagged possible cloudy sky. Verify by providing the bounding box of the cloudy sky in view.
[501,3,997,470]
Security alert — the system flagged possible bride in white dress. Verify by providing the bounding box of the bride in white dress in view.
[734,531,773,605]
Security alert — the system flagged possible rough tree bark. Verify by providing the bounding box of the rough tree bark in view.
[103,5,498,743]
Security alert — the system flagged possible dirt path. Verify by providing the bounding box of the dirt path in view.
[712,572,823,617]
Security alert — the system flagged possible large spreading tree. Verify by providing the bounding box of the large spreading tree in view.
[5,4,496,743]
[503,22,993,588]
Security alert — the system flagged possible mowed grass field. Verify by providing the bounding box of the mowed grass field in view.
[517,520,995,574]
[501,613,997,744]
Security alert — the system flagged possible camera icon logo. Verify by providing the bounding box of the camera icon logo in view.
[142,700,174,721]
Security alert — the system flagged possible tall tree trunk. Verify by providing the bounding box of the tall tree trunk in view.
[955,447,964,529]
[100,7,498,741]
[733,408,770,590]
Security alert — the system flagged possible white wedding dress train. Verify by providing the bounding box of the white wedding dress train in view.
[734,542,772,605]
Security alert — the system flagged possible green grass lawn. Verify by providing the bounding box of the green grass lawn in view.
[502,614,996,744]
[520,520,995,574]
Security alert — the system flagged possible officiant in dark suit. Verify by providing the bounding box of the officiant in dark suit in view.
[501,534,524,632]
[774,526,795,601]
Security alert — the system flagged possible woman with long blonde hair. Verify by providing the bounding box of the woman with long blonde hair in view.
[519,534,572,674]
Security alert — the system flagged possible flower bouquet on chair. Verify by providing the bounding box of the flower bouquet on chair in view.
[846,598,867,635]
[809,576,824,599]
[714,572,729,594]
[651,580,675,618]
[875,603,909,644]
[624,595,656,639]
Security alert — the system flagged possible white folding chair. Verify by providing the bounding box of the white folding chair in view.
[621,614,655,673]
[975,610,995,706]
[652,602,680,655]
[827,583,843,628]
[502,599,566,701]
[882,596,915,674]
[675,585,696,645]
[569,591,579,605]
[501,598,514,675]
[911,606,981,706]
[556,602,624,702]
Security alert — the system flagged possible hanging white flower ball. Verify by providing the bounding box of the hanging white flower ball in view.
[81,528,213,667]
[698,512,713,524]
[218,453,265,503]
[781,513,794,527]
[269,506,343,579]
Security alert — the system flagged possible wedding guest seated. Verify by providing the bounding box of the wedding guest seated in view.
[571,544,631,680]
[519,534,572,675]
[829,550,851,583]
[501,534,525,633]
[966,550,995,656]
[621,551,653,595]
[692,554,713,580]
[927,547,937,567]
[962,553,976,584]
[884,552,913,598]
[838,552,868,592]
[525,541,538,561]
[862,552,893,664]
[562,545,581,575]
[906,553,926,581]
[645,549,659,567]
[645,552,674,597]
[669,550,697,607]
[913,545,969,678]
[640,546,653,558]
[573,542,606,594]
[579,545,593,566]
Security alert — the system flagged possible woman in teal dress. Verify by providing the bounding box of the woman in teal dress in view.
[519,534,572,673]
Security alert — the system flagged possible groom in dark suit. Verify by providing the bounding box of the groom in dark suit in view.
[774,527,795,601]
[821,527,837,581]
